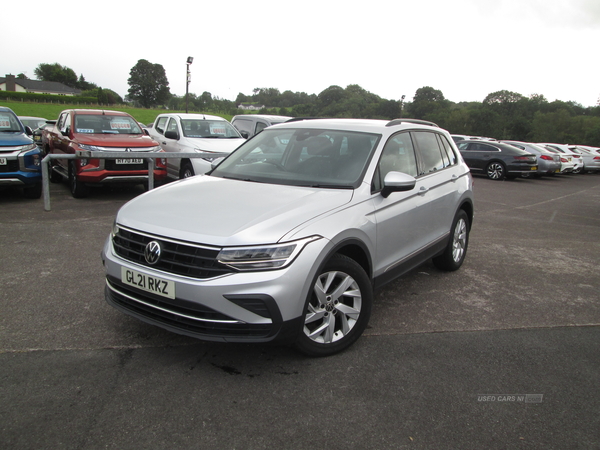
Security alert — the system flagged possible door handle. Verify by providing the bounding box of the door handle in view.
[418,186,429,195]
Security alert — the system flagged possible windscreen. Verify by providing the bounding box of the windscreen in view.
[181,119,240,138]
[74,114,142,134]
[0,111,24,133]
[211,128,380,188]
[20,118,47,129]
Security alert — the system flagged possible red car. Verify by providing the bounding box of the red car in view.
[43,109,166,198]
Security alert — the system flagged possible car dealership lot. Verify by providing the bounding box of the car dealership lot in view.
[1,174,599,449]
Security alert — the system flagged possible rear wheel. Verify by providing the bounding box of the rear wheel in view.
[49,162,62,183]
[433,210,470,271]
[295,254,372,357]
[486,162,506,180]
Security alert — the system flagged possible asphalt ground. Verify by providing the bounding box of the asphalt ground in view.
[1,173,599,449]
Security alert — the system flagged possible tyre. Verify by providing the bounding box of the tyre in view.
[433,210,470,272]
[294,254,372,357]
[49,163,63,183]
[69,161,89,198]
[23,182,42,199]
[180,161,195,179]
[486,162,506,180]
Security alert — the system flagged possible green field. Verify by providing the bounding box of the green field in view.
[0,100,233,125]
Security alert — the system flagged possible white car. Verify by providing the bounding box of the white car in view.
[538,143,582,173]
[569,146,600,173]
[102,118,474,356]
[231,114,292,139]
[147,113,245,179]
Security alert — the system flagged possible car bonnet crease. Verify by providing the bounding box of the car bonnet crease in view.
[116,176,353,246]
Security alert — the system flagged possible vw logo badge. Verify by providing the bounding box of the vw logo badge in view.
[144,241,162,265]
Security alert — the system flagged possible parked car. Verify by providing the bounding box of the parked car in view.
[451,134,472,144]
[569,146,600,173]
[18,116,46,130]
[501,140,561,176]
[0,107,43,198]
[456,140,537,180]
[101,118,474,356]
[43,109,167,198]
[577,145,600,155]
[147,113,245,179]
[232,114,293,139]
[538,143,582,173]
[536,144,574,173]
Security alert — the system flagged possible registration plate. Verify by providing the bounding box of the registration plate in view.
[116,159,144,164]
[0,158,6,165]
[121,267,175,299]
[530,166,538,171]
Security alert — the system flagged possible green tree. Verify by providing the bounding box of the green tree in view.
[34,63,78,88]
[77,74,97,91]
[408,86,450,120]
[530,109,572,142]
[127,59,171,108]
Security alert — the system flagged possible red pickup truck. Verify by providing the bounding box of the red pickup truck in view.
[43,109,166,198]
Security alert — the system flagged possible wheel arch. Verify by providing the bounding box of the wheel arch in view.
[459,199,474,230]
[322,238,373,281]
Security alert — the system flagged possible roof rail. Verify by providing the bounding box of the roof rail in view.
[284,117,322,123]
[386,118,439,128]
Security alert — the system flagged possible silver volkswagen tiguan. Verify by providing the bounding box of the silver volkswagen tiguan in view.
[102,118,474,356]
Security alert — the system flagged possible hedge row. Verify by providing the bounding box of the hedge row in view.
[0,91,98,104]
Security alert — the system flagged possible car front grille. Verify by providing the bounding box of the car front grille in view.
[0,159,19,173]
[105,278,274,339]
[113,227,234,279]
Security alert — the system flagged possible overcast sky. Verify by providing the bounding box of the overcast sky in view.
[2,0,599,106]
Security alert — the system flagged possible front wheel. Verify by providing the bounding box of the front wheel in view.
[69,161,89,198]
[294,254,372,357]
[433,210,470,271]
[23,182,42,199]
[180,161,195,179]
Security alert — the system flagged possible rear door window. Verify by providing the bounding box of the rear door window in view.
[412,131,445,175]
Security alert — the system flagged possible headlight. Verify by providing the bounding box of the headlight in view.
[78,144,102,152]
[218,236,321,271]
[111,221,120,238]
[20,146,41,167]
[18,143,37,152]
[195,148,219,162]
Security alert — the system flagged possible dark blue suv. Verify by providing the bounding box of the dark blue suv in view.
[0,106,42,198]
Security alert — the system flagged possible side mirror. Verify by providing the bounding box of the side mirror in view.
[164,130,179,140]
[240,130,249,139]
[142,129,150,136]
[24,126,33,136]
[61,127,70,137]
[381,171,416,198]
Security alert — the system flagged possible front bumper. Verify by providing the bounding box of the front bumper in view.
[101,233,326,343]
[0,147,42,186]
